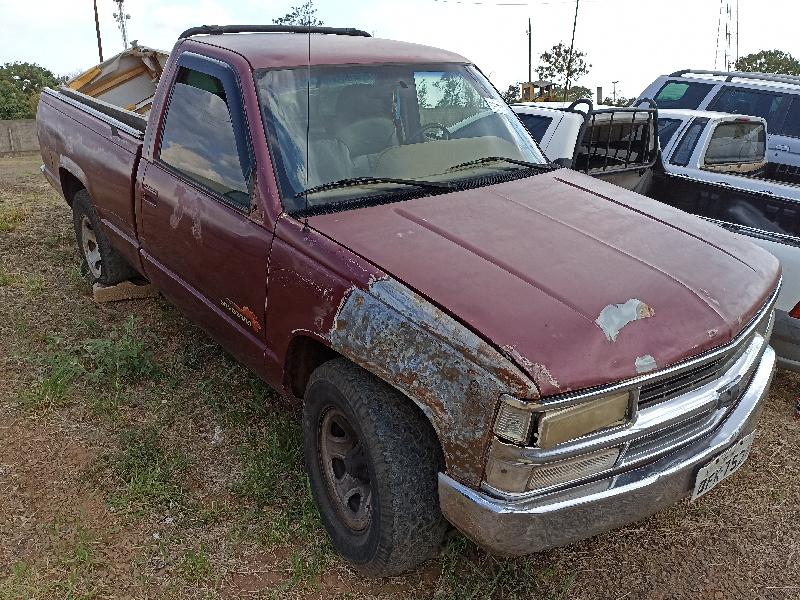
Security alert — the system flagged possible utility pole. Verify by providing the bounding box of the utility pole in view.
[736,0,740,66]
[527,17,532,85]
[612,80,619,103]
[93,0,104,62]
[113,0,131,50]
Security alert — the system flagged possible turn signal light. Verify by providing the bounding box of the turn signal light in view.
[493,395,534,444]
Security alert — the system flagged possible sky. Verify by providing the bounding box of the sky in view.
[1,0,799,100]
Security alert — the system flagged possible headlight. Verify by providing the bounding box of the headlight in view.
[534,391,630,449]
[493,391,630,448]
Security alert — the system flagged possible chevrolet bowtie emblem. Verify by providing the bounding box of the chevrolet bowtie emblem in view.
[717,375,744,408]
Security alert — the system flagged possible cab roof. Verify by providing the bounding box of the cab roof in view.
[190,32,471,70]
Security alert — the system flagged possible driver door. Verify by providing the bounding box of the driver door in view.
[138,52,272,369]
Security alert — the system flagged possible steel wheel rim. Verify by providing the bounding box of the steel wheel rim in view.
[80,215,102,278]
[318,406,372,532]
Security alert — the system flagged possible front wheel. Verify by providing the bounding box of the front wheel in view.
[303,358,447,576]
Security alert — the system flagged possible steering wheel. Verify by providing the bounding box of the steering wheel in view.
[412,122,451,142]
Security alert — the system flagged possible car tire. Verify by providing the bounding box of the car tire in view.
[303,358,448,576]
[72,189,138,285]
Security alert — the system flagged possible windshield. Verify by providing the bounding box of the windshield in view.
[256,63,546,213]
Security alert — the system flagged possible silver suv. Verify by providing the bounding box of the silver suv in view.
[638,69,800,172]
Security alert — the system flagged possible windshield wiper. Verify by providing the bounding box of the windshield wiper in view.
[295,176,452,198]
[447,156,554,172]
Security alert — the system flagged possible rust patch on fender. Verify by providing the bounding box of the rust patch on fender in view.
[328,278,538,486]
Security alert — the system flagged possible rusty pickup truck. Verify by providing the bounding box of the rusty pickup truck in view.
[37,25,781,575]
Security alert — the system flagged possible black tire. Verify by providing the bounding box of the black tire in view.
[303,358,447,576]
[72,189,137,285]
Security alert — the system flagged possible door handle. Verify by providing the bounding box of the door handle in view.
[774,144,791,152]
[142,184,159,205]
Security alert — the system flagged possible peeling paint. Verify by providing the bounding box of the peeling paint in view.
[634,354,657,373]
[328,278,537,485]
[595,299,655,342]
[502,345,560,391]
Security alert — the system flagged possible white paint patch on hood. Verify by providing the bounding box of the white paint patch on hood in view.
[595,299,656,342]
[635,354,658,374]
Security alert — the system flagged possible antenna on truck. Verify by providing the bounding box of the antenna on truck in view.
[303,30,311,230]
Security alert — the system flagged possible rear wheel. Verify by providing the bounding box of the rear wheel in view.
[303,358,447,576]
[72,189,137,285]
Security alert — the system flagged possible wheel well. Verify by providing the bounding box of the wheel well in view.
[285,336,446,467]
[59,168,85,206]
[284,335,341,398]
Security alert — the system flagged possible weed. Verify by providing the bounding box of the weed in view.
[0,265,20,286]
[20,350,85,409]
[432,536,576,600]
[179,545,212,583]
[0,204,27,232]
[23,274,45,296]
[84,315,159,385]
[108,426,187,510]
[233,411,306,509]
[83,316,160,414]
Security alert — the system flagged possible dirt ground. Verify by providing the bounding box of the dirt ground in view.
[1,153,799,599]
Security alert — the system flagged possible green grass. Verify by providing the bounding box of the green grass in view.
[179,545,213,583]
[0,265,20,286]
[20,349,85,409]
[0,525,101,600]
[0,204,27,232]
[107,426,187,510]
[84,315,160,386]
[18,316,160,415]
[432,536,577,600]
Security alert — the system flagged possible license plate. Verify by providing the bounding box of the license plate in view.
[691,432,755,501]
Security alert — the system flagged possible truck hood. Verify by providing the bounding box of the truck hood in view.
[310,169,780,396]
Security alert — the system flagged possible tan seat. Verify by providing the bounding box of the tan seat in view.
[330,85,396,161]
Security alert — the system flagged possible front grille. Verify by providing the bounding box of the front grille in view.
[623,411,715,465]
[638,352,731,407]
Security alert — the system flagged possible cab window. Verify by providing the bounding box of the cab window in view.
[654,81,714,109]
[709,86,789,130]
[158,67,250,211]
[704,121,766,165]
[670,117,709,167]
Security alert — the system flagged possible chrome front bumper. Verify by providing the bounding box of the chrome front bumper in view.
[439,345,776,556]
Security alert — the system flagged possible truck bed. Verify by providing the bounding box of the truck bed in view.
[37,87,146,271]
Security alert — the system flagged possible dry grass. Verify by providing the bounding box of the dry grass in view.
[1,153,799,599]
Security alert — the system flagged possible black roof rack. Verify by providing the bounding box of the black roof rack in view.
[178,24,371,40]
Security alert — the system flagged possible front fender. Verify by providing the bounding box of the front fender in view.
[329,277,538,486]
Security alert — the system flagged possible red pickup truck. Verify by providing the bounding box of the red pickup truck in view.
[37,25,781,575]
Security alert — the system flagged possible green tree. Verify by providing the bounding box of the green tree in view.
[734,49,800,76]
[501,83,520,104]
[602,96,632,107]
[537,42,591,99]
[417,80,430,108]
[0,62,60,119]
[272,1,324,26]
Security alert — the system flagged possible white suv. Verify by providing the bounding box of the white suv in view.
[638,69,800,171]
